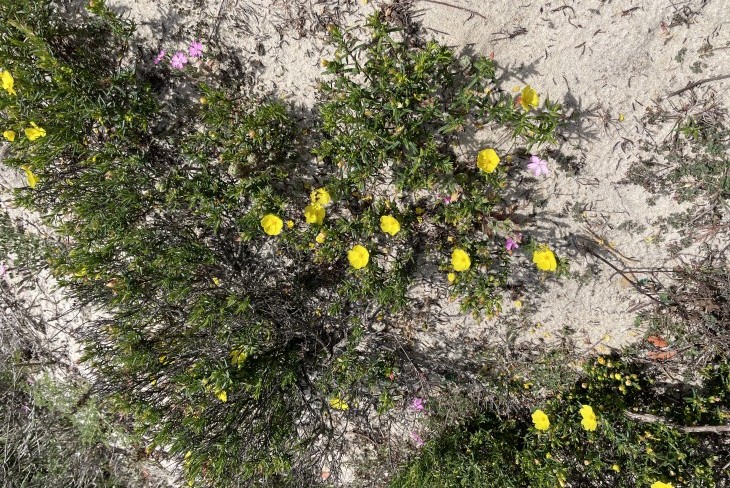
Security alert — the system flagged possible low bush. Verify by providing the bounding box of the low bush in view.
[1,0,566,485]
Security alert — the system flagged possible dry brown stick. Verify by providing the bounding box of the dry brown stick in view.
[664,73,730,99]
[624,411,730,433]
[416,0,488,21]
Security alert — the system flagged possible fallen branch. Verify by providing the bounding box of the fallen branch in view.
[664,74,730,99]
[624,411,730,433]
[416,0,488,21]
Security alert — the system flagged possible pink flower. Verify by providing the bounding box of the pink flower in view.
[170,51,188,69]
[505,233,522,253]
[410,432,425,448]
[153,49,166,65]
[527,155,549,177]
[410,397,424,412]
[188,40,203,58]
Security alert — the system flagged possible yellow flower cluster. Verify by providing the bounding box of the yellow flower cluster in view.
[531,405,599,432]
[3,122,46,144]
[305,187,330,225]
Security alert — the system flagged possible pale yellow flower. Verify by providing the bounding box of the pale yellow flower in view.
[329,397,349,410]
[451,248,471,272]
[520,85,539,111]
[531,409,550,431]
[260,214,284,236]
[380,215,401,236]
[348,245,369,269]
[304,204,325,225]
[310,187,331,206]
[20,165,38,188]
[477,148,500,173]
[579,405,598,431]
[1,70,16,96]
[532,246,557,272]
[24,122,46,141]
[3,130,15,142]
[315,231,326,244]
[447,272,456,283]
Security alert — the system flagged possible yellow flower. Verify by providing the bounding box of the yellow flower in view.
[651,482,673,488]
[520,85,539,111]
[348,245,369,269]
[477,148,500,173]
[380,215,401,236]
[315,231,326,244]
[451,248,471,272]
[310,187,331,206]
[1,70,16,96]
[329,397,349,410]
[531,409,550,431]
[3,130,15,142]
[212,277,221,287]
[216,390,227,402]
[611,464,620,473]
[579,405,598,431]
[20,165,38,188]
[304,204,325,225]
[286,220,294,229]
[532,246,557,272]
[260,214,284,236]
[447,272,456,283]
[24,122,46,141]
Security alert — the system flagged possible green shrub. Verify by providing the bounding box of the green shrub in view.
[312,14,565,315]
[1,1,567,486]
[391,356,724,488]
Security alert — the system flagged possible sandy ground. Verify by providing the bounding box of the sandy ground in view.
[2,0,730,485]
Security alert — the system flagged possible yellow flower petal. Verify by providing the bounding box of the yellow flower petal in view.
[20,164,38,188]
